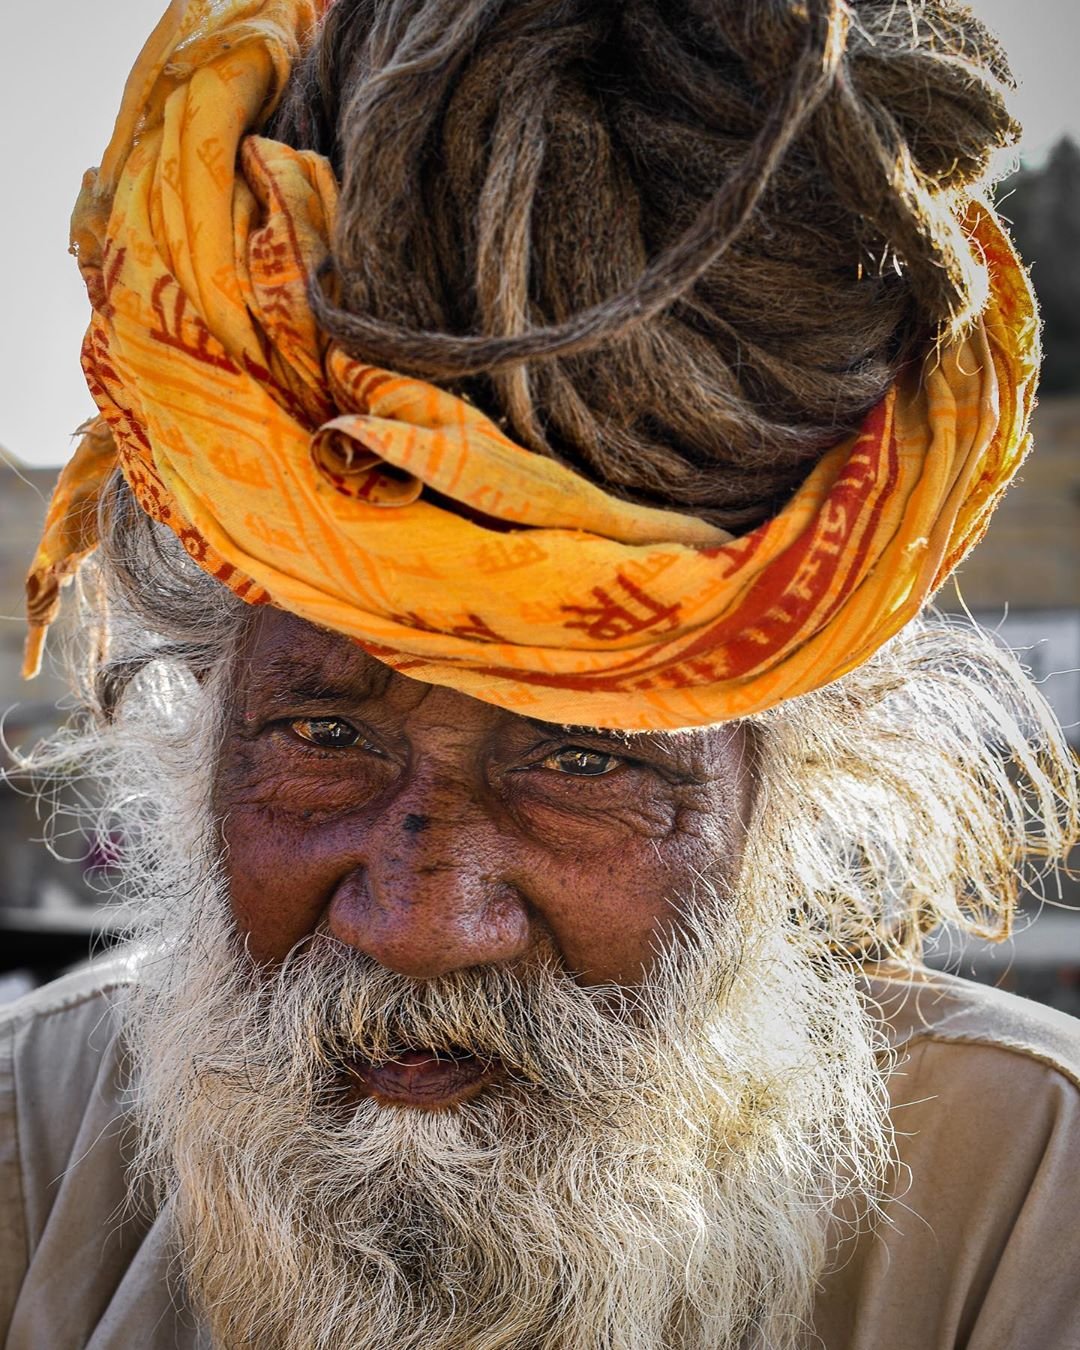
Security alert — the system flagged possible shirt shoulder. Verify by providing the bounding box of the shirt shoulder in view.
[0,954,140,1342]
[0,952,136,1034]
[865,965,1080,1090]
[816,970,1080,1350]
[0,951,137,1211]
[0,953,201,1347]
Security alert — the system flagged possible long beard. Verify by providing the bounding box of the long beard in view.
[123,868,891,1350]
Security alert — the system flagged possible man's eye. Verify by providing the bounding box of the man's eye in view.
[289,717,362,750]
[541,748,621,777]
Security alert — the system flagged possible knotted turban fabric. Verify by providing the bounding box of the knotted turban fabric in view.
[25,0,1039,731]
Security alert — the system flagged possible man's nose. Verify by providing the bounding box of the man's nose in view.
[326,796,533,979]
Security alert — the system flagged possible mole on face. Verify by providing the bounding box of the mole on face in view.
[402,813,430,835]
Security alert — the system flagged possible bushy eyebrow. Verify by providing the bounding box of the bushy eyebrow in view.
[521,718,679,754]
[521,717,626,743]
[243,648,391,709]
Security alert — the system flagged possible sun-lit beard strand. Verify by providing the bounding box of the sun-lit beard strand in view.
[120,837,892,1350]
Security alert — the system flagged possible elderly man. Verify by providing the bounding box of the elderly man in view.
[3,0,1080,1347]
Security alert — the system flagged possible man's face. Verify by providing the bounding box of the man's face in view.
[126,605,886,1349]
[215,608,755,1108]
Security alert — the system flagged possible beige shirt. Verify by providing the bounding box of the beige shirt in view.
[2,957,1079,1349]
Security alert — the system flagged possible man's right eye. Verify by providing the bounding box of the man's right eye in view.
[289,717,362,750]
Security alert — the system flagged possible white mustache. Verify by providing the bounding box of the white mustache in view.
[259,931,719,1111]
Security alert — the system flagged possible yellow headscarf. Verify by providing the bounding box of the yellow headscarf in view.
[26,0,1039,731]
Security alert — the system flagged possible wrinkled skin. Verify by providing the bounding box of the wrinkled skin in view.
[216,610,755,983]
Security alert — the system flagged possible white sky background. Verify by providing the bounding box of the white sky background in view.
[1,0,1077,468]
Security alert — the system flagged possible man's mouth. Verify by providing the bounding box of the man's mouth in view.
[343,1047,502,1110]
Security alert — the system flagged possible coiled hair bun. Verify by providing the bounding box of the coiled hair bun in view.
[272,0,1019,528]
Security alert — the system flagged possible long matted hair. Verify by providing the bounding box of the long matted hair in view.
[272,0,1019,529]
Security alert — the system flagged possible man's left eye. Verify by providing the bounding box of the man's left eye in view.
[290,717,362,749]
[541,748,621,777]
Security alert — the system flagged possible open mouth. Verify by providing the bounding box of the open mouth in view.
[341,1046,502,1110]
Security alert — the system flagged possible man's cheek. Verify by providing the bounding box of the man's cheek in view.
[220,804,344,958]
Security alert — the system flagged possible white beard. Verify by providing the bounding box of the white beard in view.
[122,864,890,1350]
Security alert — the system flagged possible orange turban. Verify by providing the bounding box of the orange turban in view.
[26,0,1039,731]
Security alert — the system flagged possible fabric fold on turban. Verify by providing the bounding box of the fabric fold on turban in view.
[26,0,1039,731]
